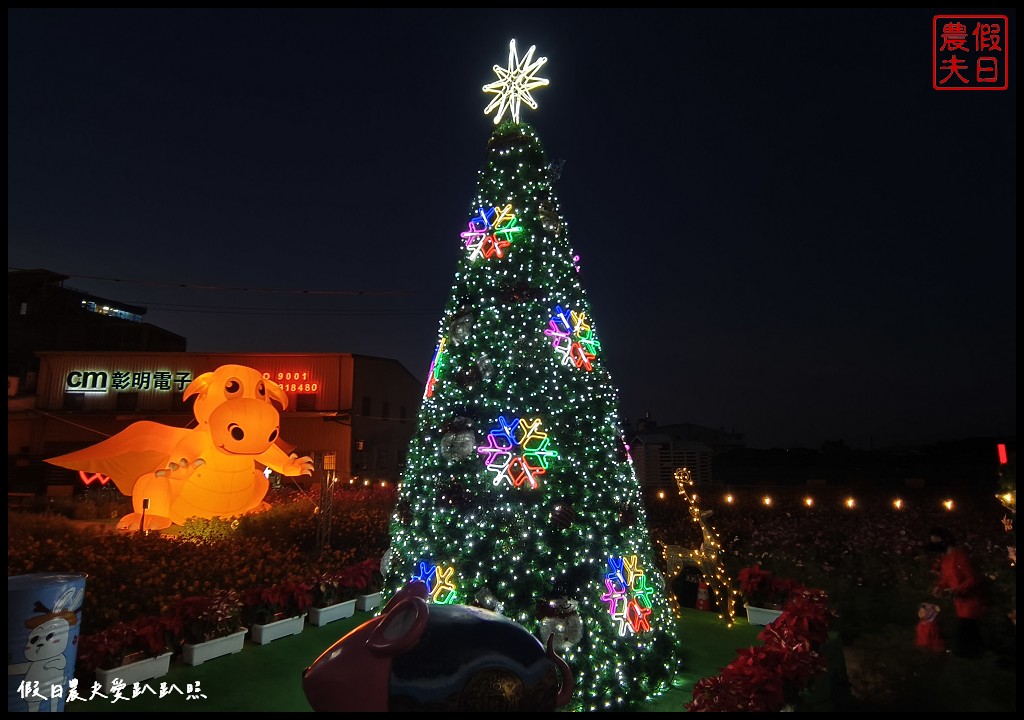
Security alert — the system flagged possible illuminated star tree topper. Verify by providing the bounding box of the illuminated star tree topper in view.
[483,39,549,125]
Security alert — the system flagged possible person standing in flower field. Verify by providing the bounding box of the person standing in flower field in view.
[927,527,988,658]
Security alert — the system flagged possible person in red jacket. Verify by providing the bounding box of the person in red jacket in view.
[928,527,988,658]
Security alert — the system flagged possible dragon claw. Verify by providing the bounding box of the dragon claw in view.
[283,453,315,476]
[155,458,204,481]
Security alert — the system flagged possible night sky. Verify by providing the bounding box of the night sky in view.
[7,8,1016,450]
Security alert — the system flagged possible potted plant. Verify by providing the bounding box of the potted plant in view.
[172,588,246,665]
[307,570,357,626]
[737,565,803,625]
[344,558,385,612]
[241,578,313,644]
[77,614,177,692]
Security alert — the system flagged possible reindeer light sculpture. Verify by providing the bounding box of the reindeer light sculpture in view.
[668,467,738,627]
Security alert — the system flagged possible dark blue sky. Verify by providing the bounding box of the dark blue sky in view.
[8,8,1016,450]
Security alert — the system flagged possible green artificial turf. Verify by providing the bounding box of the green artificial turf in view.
[65,607,768,713]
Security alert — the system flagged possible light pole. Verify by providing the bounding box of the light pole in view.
[140,497,150,535]
[317,454,336,557]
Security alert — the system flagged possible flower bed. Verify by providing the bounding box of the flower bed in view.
[7,487,391,634]
[687,586,837,712]
[9,482,1015,687]
[646,485,1015,645]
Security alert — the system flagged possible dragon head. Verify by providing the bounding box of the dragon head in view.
[184,364,289,455]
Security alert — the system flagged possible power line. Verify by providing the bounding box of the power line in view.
[9,267,413,296]
[133,302,442,317]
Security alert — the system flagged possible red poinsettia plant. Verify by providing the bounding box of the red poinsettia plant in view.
[768,587,834,648]
[77,613,181,674]
[338,557,385,596]
[737,565,804,609]
[309,569,352,608]
[687,583,835,712]
[173,588,244,645]
[240,577,315,626]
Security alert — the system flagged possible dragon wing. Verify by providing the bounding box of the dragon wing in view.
[44,420,191,496]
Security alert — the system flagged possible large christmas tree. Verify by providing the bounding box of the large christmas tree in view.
[383,40,682,711]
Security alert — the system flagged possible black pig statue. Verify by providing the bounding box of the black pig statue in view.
[302,579,575,712]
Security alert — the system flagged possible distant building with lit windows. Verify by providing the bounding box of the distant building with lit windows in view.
[7,269,186,396]
[628,417,746,489]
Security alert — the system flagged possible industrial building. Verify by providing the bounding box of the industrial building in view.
[9,350,423,493]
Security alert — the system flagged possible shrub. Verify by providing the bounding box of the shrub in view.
[7,491,391,636]
[178,515,237,543]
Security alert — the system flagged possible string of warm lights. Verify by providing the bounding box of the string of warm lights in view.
[654,488,974,512]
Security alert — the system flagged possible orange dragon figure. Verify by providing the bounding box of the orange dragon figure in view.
[45,364,313,531]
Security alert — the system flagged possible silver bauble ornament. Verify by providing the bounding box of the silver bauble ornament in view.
[449,311,474,343]
[477,354,495,380]
[441,430,476,460]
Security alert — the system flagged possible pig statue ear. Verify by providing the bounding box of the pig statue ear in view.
[381,579,430,614]
[367,596,429,657]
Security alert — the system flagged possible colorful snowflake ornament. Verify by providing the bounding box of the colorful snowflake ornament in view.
[477,415,558,490]
[545,304,601,371]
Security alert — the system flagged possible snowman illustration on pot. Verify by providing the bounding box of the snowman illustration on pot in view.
[8,585,84,712]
